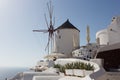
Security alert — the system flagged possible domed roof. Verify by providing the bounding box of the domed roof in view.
[55,19,80,32]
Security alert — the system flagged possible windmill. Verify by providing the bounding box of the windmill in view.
[33,1,55,54]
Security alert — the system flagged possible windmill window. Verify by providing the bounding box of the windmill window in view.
[59,35,61,39]
[110,29,112,31]
[57,30,60,33]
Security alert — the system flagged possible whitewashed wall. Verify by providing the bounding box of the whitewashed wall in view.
[96,29,108,45]
[108,16,120,45]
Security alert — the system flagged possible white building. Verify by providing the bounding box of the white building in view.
[72,43,99,59]
[54,19,80,57]
[96,16,120,45]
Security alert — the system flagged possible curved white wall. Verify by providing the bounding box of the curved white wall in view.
[55,29,80,57]
[96,29,108,45]
[96,16,120,46]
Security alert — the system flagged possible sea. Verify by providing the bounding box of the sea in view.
[0,67,29,80]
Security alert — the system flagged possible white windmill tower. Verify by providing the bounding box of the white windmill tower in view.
[54,19,80,57]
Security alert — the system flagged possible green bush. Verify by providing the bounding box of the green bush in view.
[79,62,85,69]
[64,62,94,70]
[54,64,65,73]
[73,62,81,69]
[59,65,65,73]
[54,62,94,73]
[85,63,94,70]
[65,63,74,69]
[54,64,61,68]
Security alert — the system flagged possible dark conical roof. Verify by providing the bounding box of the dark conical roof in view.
[56,19,80,32]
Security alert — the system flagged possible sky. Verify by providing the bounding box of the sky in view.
[0,0,120,67]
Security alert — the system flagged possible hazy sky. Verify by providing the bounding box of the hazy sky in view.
[0,0,120,67]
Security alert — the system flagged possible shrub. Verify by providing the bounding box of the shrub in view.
[54,64,61,68]
[80,62,85,69]
[59,65,65,73]
[73,62,82,69]
[54,64,66,73]
[64,62,94,70]
[65,63,74,69]
[54,62,94,73]
[85,63,94,70]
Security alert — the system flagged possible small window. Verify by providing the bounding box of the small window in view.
[57,30,60,33]
[113,17,115,19]
[59,35,61,39]
[112,17,116,22]
[110,29,112,31]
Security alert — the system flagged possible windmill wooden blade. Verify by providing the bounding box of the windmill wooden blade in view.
[53,17,55,27]
[45,33,51,51]
[44,14,49,29]
[33,30,48,33]
[47,0,53,26]
[47,2,51,19]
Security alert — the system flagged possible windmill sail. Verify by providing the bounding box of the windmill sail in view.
[33,0,55,54]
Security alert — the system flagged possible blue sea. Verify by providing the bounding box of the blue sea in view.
[0,67,28,80]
